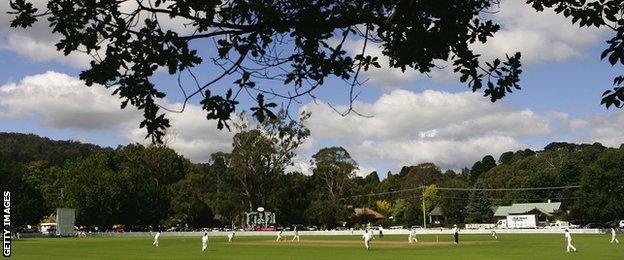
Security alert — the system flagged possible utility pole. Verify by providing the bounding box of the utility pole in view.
[422,186,426,229]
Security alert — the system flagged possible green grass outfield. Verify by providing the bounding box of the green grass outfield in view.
[10,233,624,259]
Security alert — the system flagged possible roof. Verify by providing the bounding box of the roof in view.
[493,206,511,217]
[429,207,443,216]
[354,208,385,219]
[508,202,561,215]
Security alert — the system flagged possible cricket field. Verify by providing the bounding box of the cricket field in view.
[10,233,624,259]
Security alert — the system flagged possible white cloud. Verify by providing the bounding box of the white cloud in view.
[0,71,234,162]
[301,89,563,170]
[339,0,605,89]
[122,104,235,162]
[0,71,140,129]
[0,0,197,68]
[473,0,604,64]
[355,166,378,178]
[580,111,624,147]
[0,1,93,67]
[2,72,622,171]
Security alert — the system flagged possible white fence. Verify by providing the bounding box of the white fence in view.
[85,228,602,237]
[20,228,603,238]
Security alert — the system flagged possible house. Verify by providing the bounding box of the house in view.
[493,201,563,225]
[429,207,444,226]
[354,208,385,222]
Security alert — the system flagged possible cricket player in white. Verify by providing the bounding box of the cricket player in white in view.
[153,231,161,247]
[408,228,418,243]
[362,230,373,250]
[292,226,300,242]
[611,228,620,244]
[491,230,498,239]
[201,232,209,251]
[564,229,577,253]
[276,230,284,242]
[228,232,235,243]
[452,225,459,244]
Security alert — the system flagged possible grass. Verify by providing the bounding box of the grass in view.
[10,233,624,259]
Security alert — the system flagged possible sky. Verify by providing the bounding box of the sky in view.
[1,1,623,178]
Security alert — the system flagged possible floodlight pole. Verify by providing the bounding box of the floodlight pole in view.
[422,186,426,229]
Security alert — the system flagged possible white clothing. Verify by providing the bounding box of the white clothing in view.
[611,229,620,244]
[228,232,235,242]
[491,230,498,239]
[276,231,283,242]
[153,232,161,247]
[565,231,577,252]
[362,232,373,249]
[408,230,418,243]
[292,228,300,242]
[201,235,209,251]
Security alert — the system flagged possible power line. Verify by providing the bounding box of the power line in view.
[436,185,581,191]
[438,196,581,201]
[342,185,581,199]
[345,187,421,198]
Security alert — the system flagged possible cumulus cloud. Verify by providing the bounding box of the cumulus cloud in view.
[122,104,235,162]
[0,1,93,67]
[2,72,622,171]
[339,0,605,88]
[0,71,140,129]
[473,0,604,64]
[580,111,624,147]
[0,71,234,162]
[0,0,197,68]
[301,89,565,170]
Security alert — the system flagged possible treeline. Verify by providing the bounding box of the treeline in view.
[2,130,623,230]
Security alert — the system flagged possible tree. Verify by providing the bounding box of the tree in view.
[227,112,310,212]
[498,151,514,165]
[203,152,245,226]
[399,163,442,189]
[464,179,493,224]
[308,146,358,227]
[9,0,528,142]
[470,155,496,183]
[578,149,624,223]
[389,198,408,224]
[374,200,391,217]
[440,177,469,225]
[423,184,440,214]
[168,170,215,229]
[271,172,313,226]
[0,155,46,227]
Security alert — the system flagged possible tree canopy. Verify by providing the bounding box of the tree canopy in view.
[2,132,623,229]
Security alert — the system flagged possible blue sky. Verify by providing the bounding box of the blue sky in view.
[1,1,623,177]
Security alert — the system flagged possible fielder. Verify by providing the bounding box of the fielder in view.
[201,232,209,251]
[408,228,418,243]
[452,225,459,244]
[292,226,300,242]
[276,230,284,242]
[378,226,384,238]
[491,230,498,239]
[153,231,161,247]
[362,229,373,250]
[564,229,577,253]
[228,231,235,243]
[611,228,620,244]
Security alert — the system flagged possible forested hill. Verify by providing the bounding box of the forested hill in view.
[0,132,105,165]
[2,131,623,231]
